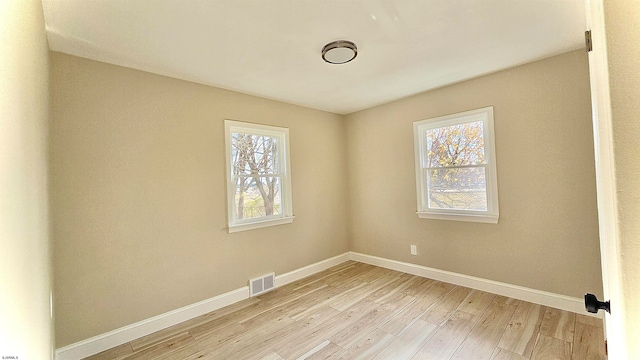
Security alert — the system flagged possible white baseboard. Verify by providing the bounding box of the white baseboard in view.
[54,287,249,360]
[55,252,351,360]
[56,251,598,359]
[349,252,600,318]
[275,252,351,287]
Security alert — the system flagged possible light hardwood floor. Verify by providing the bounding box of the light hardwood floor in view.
[85,261,606,360]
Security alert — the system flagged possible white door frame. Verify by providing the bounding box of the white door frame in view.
[585,0,627,358]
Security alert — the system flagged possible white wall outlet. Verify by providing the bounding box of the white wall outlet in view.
[410,244,417,255]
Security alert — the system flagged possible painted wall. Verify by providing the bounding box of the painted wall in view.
[50,53,350,346]
[0,0,53,358]
[51,49,605,348]
[345,50,602,299]
[602,1,640,357]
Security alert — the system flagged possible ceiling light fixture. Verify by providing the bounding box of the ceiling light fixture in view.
[321,40,357,64]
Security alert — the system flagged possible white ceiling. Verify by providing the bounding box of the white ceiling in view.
[42,0,586,115]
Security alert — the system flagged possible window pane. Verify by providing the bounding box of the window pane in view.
[235,176,282,219]
[231,133,279,175]
[427,167,487,211]
[425,121,485,168]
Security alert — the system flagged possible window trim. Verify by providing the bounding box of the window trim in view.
[413,106,499,223]
[224,120,294,233]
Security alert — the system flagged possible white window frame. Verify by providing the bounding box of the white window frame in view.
[413,106,499,223]
[224,120,294,233]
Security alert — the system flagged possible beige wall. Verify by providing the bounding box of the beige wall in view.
[51,49,605,348]
[0,0,53,358]
[50,53,350,346]
[603,1,640,357]
[345,50,602,299]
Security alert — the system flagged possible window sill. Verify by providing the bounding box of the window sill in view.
[228,216,295,233]
[417,212,498,224]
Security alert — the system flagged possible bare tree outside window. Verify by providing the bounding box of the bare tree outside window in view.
[231,133,282,219]
[425,121,488,211]
[225,120,293,232]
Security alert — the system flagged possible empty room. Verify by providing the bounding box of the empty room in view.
[3,0,640,359]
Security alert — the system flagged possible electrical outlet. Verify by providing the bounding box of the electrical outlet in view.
[410,245,417,255]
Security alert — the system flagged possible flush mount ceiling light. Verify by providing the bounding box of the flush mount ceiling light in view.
[321,40,358,64]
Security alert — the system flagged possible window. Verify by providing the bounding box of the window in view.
[225,120,293,233]
[413,107,499,223]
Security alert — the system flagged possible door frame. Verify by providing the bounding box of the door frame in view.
[585,0,627,358]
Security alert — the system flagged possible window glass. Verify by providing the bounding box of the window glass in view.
[225,120,293,232]
[413,107,499,223]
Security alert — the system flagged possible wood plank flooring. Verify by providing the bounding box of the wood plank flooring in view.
[85,262,606,360]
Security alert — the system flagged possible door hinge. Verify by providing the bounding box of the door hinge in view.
[585,30,593,52]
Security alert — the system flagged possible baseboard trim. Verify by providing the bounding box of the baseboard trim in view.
[275,252,351,287]
[349,252,599,317]
[55,252,351,360]
[55,251,598,359]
